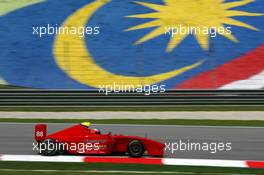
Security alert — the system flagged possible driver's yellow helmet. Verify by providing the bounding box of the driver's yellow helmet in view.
[81,122,91,127]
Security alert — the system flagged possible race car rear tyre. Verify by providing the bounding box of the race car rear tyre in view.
[128,140,145,158]
[39,139,58,156]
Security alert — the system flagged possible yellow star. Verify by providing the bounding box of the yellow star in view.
[126,0,263,52]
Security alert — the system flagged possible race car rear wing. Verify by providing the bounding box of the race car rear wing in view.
[35,124,47,142]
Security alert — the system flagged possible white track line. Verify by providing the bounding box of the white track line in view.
[1,111,264,120]
[1,155,83,163]
[163,158,247,168]
[1,155,261,169]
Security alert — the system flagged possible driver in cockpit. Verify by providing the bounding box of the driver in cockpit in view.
[81,122,101,134]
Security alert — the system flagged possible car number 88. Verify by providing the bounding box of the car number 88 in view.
[36,131,43,137]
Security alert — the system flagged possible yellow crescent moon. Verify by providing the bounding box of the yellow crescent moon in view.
[53,0,203,88]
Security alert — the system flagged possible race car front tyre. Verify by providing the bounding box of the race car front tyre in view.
[39,139,58,156]
[128,140,145,158]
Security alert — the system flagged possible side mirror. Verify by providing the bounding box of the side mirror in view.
[108,132,112,135]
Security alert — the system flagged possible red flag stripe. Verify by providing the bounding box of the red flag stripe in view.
[176,44,264,89]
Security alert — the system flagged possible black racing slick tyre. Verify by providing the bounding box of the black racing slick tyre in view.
[39,139,58,156]
[128,140,145,158]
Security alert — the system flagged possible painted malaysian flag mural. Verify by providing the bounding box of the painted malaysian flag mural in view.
[0,0,263,89]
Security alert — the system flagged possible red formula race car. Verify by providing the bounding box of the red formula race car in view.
[34,122,164,157]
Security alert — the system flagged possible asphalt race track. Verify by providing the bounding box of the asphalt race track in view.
[0,123,263,160]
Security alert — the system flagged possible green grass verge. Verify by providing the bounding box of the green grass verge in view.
[1,118,264,127]
[0,0,44,16]
[0,84,23,89]
[0,162,263,175]
[0,172,158,175]
[1,106,264,111]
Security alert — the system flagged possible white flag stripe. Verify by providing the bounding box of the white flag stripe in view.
[220,70,264,89]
